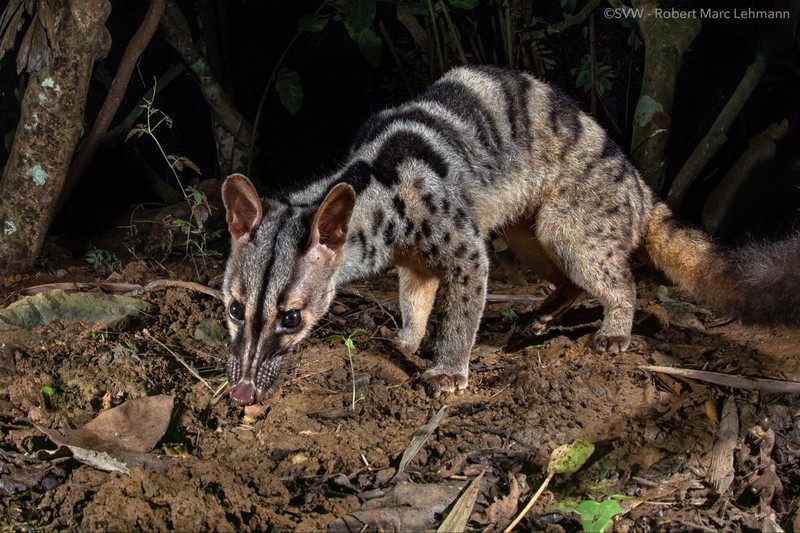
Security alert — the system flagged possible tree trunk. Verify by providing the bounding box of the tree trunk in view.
[629,1,700,195]
[0,0,111,274]
[668,56,768,209]
[160,0,253,176]
[701,119,788,236]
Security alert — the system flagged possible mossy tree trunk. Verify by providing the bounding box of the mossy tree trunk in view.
[0,0,111,274]
[629,0,700,195]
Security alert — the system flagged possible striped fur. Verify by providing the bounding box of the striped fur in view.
[221,65,799,404]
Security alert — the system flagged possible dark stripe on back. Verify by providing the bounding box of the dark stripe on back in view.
[418,80,503,155]
[601,136,622,159]
[340,160,375,194]
[546,89,583,156]
[474,65,533,145]
[356,108,474,165]
[372,131,449,185]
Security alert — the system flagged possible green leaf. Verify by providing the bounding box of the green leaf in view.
[349,328,368,337]
[449,0,478,9]
[573,55,615,97]
[298,14,328,32]
[275,68,303,115]
[350,27,382,67]
[343,0,376,36]
[577,499,621,532]
[41,386,56,397]
[547,439,594,474]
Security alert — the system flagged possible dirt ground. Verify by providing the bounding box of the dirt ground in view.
[1,250,799,532]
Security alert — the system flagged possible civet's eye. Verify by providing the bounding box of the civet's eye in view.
[281,310,302,329]
[228,300,245,322]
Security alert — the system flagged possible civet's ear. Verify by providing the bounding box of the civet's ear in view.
[222,174,263,241]
[309,183,357,254]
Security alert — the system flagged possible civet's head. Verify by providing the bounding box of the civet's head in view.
[221,174,355,404]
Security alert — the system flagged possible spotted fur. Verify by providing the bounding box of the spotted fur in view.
[221,65,799,404]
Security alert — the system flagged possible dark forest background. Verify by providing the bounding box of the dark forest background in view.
[0,0,799,269]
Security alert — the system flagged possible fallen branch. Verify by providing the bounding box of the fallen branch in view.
[126,279,221,301]
[640,365,800,393]
[485,294,546,305]
[21,282,142,295]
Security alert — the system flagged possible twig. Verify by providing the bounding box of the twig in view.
[426,0,445,76]
[640,365,800,394]
[338,288,400,329]
[504,2,513,68]
[143,330,215,392]
[126,279,222,301]
[504,470,555,532]
[530,0,602,39]
[59,0,166,210]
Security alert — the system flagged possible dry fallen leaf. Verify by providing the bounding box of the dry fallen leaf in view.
[35,395,174,473]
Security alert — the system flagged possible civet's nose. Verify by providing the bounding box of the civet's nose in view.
[229,381,257,405]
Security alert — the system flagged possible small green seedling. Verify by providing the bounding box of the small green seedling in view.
[85,248,121,271]
[504,439,595,532]
[524,344,544,365]
[326,328,368,410]
[41,385,59,410]
[128,86,216,271]
[575,498,623,532]
[500,309,518,321]
[551,495,627,532]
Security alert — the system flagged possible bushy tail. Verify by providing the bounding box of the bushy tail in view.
[643,203,800,325]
